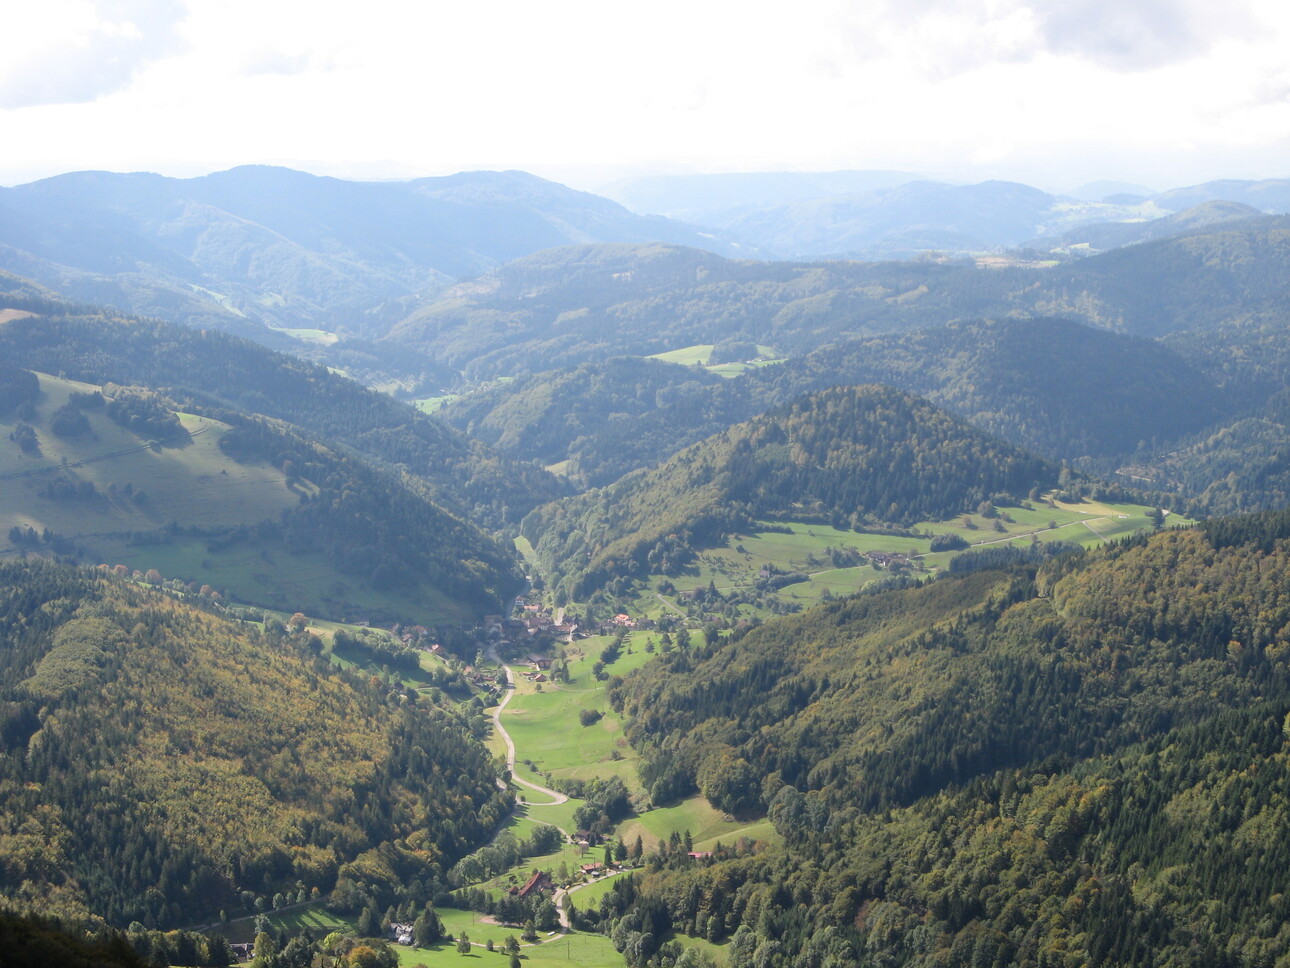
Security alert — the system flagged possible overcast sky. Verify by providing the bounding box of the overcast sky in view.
[2,0,1287,193]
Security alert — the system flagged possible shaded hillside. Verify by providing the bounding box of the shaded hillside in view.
[594,512,1290,967]
[0,166,734,346]
[1037,217,1290,338]
[445,318,1227,490]
[384,243,1014,378]
[0,559,511,927]
[0,368,523,622]
[0,293,570,526]
[386,218,1290,381]
[0,910,148,968]
[521,385,1055,600]
[769,318,1230,458]
[438,356,727,483]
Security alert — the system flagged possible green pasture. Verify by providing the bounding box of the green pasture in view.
[615,796,780,852]
[499,636,648,790]
[394,926,623,968]
[222,902,355,943]
[705,357,785,379]
[648,344,713,365]
[668,933,731,967]
[646,344,783,375]
[640,495,1194,617]
[544,459,574,477]
[414,395,459,413]
[566,872,631,910]
[270,326,339,346]
[0,376,302,536]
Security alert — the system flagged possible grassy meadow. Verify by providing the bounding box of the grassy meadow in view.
[622,495,1195,618]
[0,373,474,625]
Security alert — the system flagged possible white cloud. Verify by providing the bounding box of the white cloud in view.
[1,0,1288,189]
[0,0,188,109]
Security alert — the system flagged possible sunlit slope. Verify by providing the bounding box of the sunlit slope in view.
[0,371,521,623]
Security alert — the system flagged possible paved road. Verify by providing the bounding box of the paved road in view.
[491,663,569,805]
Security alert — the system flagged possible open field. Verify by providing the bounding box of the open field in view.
[566,871,631,910]
[414,395,459,413]
[0,377,303,532]
[270,326,340,346]
[648,344,713,365]
[394,926,623,968]
[629,495,1195,619]
[615,797,781,853]
[647,344,784,377]
[223,903,355,943]
[498,631,688,793]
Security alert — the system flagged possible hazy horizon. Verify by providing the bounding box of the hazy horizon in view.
[4,1,1289,195]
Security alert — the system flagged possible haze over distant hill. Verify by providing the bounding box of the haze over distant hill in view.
[0,165,1286,388]
[0,166,736,346]
[605,171,1290,260]
[600,169,923,223]
[386,217,1290,380]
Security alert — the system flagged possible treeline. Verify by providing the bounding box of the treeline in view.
[596,511,1290,965]
[522,385,1056,601]
[0,559,511,928]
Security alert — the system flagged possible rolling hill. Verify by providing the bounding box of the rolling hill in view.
[0,367,522,624]
[386,217,1290,381]
[520,385,1057,600]
[441,318,1229,490]
[0,166,736,349]
[0,284,571,527]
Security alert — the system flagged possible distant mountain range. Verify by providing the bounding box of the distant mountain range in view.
[0,165,736,348]
[0,165,1286,373]
[384,217,1290,379]
[603,170,1290,259]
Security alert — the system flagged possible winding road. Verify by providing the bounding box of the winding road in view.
[491,662,569,805]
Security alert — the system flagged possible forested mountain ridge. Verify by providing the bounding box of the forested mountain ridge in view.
[0,559,511,928]
[521,385,1056,600]
[444,318,1228,489]
[439,356,728,485]
[593,510,1290,967]
[385,217,1290,380]
[0,166,735,346]
[0,289,570,526]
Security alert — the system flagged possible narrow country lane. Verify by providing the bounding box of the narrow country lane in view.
[492,663,569,804]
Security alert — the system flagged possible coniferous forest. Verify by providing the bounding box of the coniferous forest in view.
[2,172,1290,968]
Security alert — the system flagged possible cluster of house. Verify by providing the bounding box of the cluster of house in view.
[479,602,579,656]
[866,550,913,569]
[518,653,553,683]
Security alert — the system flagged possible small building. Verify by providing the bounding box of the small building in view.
[512,869,554,898]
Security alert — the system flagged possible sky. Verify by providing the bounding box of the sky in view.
[2,0,1288,194]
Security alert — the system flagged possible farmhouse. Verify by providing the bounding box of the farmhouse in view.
[511,870,554,898]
